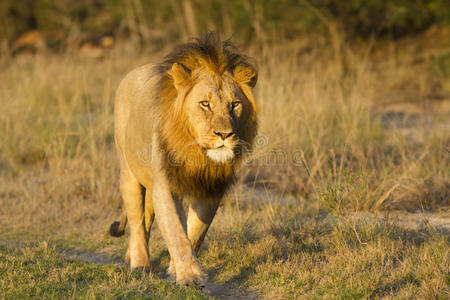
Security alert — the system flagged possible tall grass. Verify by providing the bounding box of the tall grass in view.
[0,36,449,240]
[246,41,449,212]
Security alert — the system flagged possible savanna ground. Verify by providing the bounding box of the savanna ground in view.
[1,6,450,298]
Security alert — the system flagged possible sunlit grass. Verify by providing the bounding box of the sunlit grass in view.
[0,36,448,298]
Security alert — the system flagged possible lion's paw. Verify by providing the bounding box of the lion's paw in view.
[167,260,176,281]
[131,266,152,273]
[176,260,207,288]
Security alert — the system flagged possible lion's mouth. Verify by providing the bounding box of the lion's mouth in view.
[200,137,238,163]
[201,140,230,151]
[206,147,235,163]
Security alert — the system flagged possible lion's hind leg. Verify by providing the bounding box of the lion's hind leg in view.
[144,187,155,243]
[120,169,150,270]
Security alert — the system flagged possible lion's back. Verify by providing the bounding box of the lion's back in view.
[114,64,156,164]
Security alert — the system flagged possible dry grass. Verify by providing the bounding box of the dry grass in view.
[0,35,449,298]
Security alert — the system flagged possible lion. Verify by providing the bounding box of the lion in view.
[109,32,258,287]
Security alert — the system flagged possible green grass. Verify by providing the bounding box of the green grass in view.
[0,243,206,299]
[1,207,448,299]
[207,201,449,298]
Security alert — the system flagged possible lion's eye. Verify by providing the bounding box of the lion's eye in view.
[200,101,210,108]
[232,101,241,109]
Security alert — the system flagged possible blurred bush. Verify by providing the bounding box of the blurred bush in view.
[1,0,449,48]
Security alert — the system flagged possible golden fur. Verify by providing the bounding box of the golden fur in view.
[110,32,258,286]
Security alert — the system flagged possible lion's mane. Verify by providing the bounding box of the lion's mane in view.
[154,32,258,198]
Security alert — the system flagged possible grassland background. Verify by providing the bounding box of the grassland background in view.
[0,1,449,299]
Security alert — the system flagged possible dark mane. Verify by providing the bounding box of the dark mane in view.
[157,31,252,76]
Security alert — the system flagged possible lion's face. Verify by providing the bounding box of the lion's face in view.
[185,72,247,163]
[169,63,257,164]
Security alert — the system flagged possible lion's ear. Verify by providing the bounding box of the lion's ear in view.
[168,62,192,90]
[233,64,258,88]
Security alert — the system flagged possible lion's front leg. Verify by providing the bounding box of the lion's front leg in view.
[168,196,219,279]
[152,175,207,287]
[187,197,221,254]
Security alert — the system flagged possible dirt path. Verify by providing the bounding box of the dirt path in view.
[350,211,450,231]
[60,247,124,265]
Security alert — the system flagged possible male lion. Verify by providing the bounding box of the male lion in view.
[109,32,258,287]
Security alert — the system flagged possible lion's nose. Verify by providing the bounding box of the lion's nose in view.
[214,131,235,140]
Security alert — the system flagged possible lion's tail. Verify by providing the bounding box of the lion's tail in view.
[109,210,127,237]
